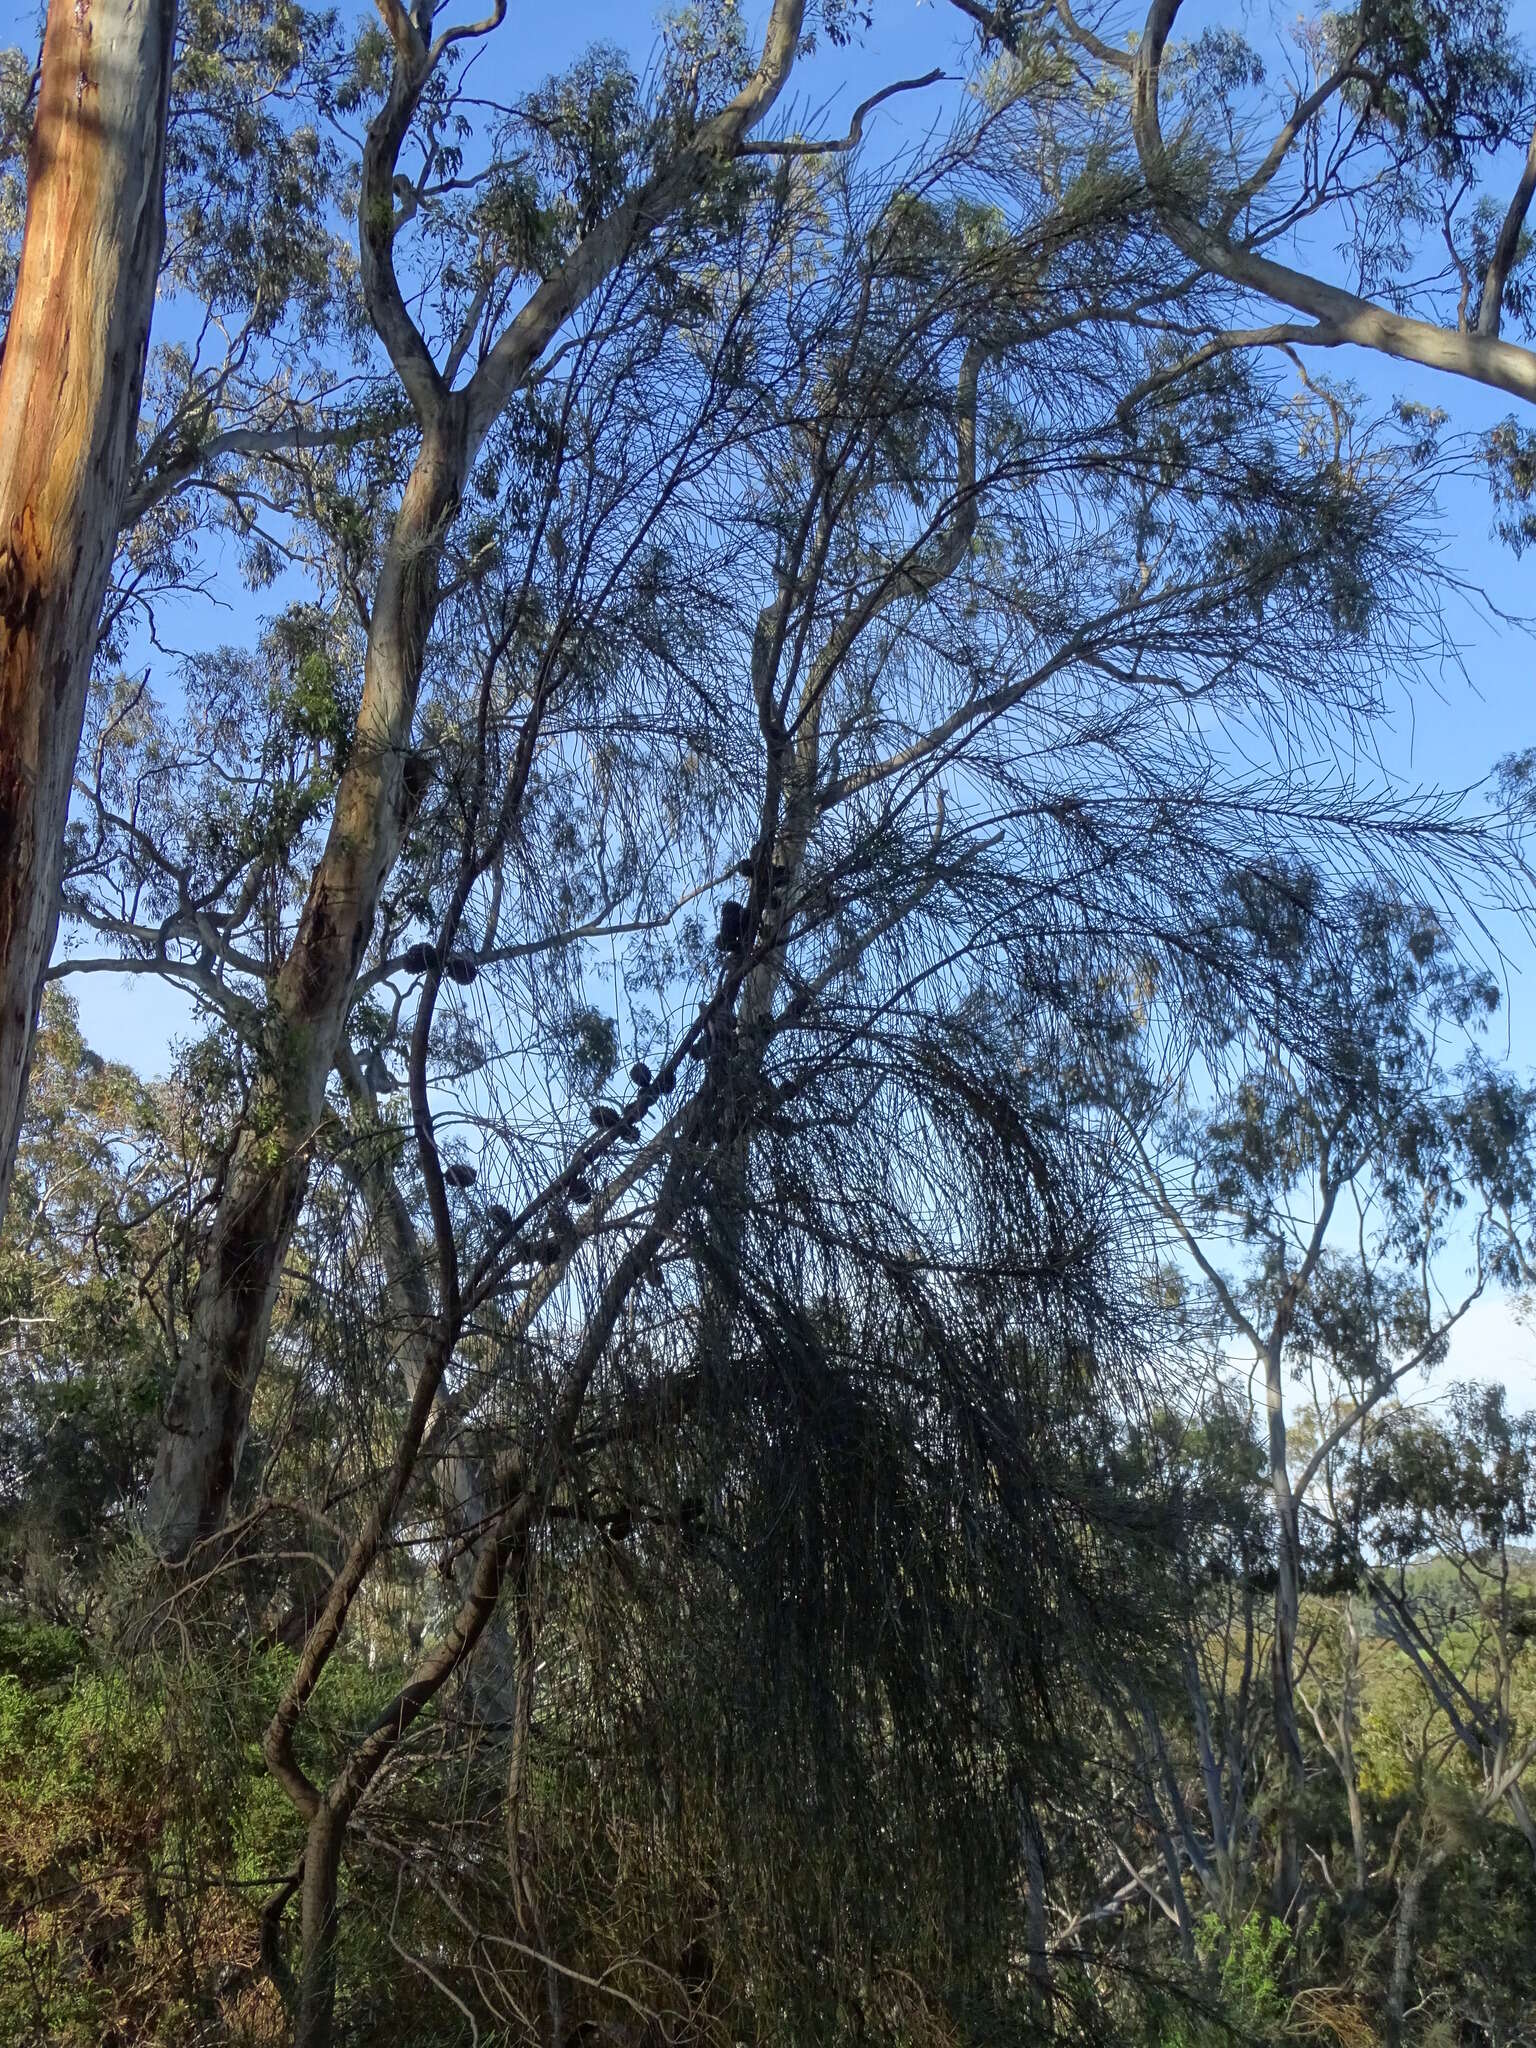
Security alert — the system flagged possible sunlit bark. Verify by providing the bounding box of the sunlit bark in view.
[0,0,176,1220]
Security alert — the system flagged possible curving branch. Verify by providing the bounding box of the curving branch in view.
[1113,0,1536,404]
[1292,1275,1487,1505]
[357,3,449,421]
[738,69,947,157]
[125,409,409,525]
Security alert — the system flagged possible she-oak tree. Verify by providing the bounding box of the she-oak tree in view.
[57,0,1487,1574]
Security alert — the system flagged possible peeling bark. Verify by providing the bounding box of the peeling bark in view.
[0,0,177,1220]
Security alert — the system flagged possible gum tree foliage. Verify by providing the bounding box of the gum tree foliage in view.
[0,992,187,1606]
[959,3,1536,547]
[1095,877,1536,1907]
[1035,1380,1536,2048]
[1301,1385,1536,2044]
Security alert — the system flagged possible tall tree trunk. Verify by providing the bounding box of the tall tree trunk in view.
[293,1806,346,2048]
[1339,1597,1368,1895]
[0,0,177,1222]
[1385,1844,1443,2048]
[145,417,466,1559]
[1264,1335,1305,1913]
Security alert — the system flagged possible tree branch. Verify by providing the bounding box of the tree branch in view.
[1479,119,1536,339]
[738,70,946,156]
[1119,0,1536,404]
[463,0,808,447]
[125,411,407,524]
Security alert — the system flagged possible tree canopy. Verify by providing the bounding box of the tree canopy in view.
[2,4,1536,2045]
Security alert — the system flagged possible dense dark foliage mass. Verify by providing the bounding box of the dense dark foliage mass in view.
[3,2,1536,2043]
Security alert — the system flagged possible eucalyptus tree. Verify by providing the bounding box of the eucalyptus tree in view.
[1099,877,1536,1910]
[123,0,828,1561]
[1331,1385,1536,1834]
[975,3,1536,537]
[0,0,177,1224]
[1070,1398,1280,1953]
[0,989,188,1604]
[1326,1385,1536,2042]
[0,0,361,1221]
